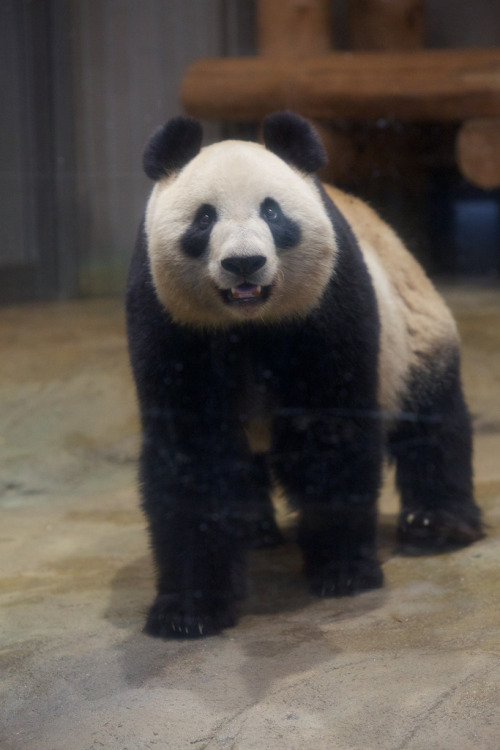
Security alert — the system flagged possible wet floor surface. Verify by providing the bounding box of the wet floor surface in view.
[1,288,499,749]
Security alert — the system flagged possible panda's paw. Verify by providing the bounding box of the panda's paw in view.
[144,593,238,639]
[307,558,383,598]
[398,507,484,553]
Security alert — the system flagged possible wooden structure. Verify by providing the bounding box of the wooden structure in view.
[181,0,500,189]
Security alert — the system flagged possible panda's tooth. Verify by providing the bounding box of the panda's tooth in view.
[230,284,262,300]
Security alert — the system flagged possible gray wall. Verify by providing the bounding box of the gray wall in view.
[0,0,254,302]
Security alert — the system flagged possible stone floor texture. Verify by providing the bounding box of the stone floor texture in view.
[1,287,499,750]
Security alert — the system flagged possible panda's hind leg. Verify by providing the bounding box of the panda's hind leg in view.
[388,355,484,552]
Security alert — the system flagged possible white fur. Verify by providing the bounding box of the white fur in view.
[145,141,337,328]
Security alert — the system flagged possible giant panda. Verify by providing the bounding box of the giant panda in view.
[126,111,483,639]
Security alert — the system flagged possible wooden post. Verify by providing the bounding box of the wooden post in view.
[456,118,500,190]
[349,0,425,51]
[346,1,426,185]
[257,0,332,58]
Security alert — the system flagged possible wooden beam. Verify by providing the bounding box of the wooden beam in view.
[456,118,500,189]
[257,0,332,58]
[181,49,500,122]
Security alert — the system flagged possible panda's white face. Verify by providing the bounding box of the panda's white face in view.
[145,140,337,328]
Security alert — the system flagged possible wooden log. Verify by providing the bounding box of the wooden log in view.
[456,118,500,189]
[257,0,332,58]
[349,0,424,51]
[181,49,500,122]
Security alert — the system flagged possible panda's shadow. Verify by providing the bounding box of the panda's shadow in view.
[105,525,394,699]
[104,542,317,634]
[103,545,320,693]
[105,516,398,629]
[243,541,311,615]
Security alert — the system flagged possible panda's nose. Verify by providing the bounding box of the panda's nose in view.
[221,255,267,277]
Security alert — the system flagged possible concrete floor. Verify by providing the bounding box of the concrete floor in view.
[1,287,499,750]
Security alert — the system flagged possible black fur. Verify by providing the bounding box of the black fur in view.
[143,116,203,181]
[262,111,328,174]
[260,198,302,249]
[143,111,327,182]
[388,356,483,551]
[181,204,217,258]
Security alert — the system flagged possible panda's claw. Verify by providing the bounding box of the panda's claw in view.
[398,506,484,553]
[308,558,383,598]
[144,593,238,639]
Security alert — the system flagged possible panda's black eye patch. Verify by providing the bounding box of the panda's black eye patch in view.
[260,197,301,250]
[181,203,217,258]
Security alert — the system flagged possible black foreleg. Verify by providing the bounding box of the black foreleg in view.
[140,421,251,638]
[272,411,384,597]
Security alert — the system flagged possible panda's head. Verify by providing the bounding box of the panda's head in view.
[143,112,337,328]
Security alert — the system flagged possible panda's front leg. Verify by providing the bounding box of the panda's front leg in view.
[272,412,384,598]
[139,416,250,639]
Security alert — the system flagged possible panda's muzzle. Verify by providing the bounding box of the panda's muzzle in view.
[220,255,271,305]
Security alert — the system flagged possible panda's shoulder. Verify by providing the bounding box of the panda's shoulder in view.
[322,184,457,349]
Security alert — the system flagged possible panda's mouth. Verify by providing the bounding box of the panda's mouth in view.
[220,283,271,306]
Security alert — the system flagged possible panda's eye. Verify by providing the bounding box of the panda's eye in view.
[198,212,212,230]
[261,198,281,223]
[195,204,216,231]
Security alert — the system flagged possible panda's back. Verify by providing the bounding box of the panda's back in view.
[323,185,458,413]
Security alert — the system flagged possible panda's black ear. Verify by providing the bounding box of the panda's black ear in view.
[262,111,328,174]
[143,117,203,180]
